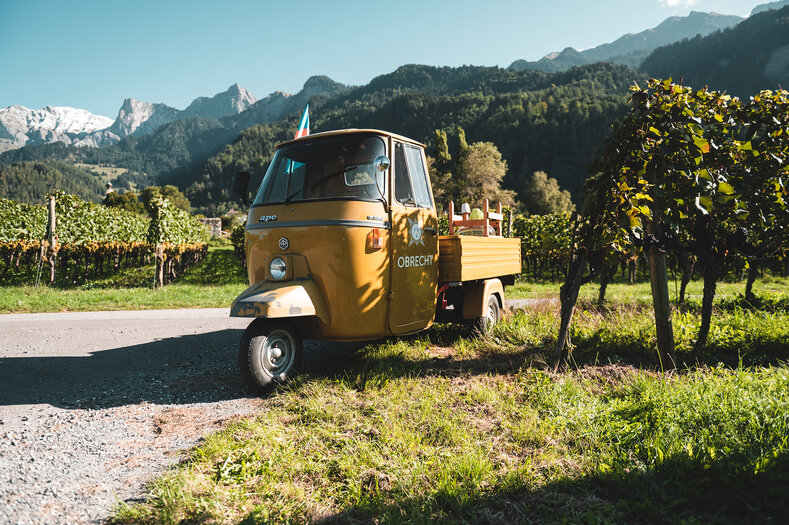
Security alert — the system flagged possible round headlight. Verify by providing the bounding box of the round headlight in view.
[269,257,287,280]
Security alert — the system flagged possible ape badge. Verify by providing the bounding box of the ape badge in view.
[279,237,289,250]
[407,218,424,246]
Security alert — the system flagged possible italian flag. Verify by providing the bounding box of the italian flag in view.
[295,105,309,138]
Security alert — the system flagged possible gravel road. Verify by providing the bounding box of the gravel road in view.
[0,309,275,524]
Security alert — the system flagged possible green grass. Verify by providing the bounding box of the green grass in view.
[0,246,247,313]
[111,301,789,524]
[74,162,130,181]
[507,274,789,304]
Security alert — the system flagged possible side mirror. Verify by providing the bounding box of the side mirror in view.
[372,156,390,206]
[231,171,251,206]
[373,155,390,172]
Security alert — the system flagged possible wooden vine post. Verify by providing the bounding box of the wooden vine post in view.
[47,195,57,286]
[645,165,675,369]
[155,244,164,288]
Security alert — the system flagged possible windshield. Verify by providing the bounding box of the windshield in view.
[252,135,387,206]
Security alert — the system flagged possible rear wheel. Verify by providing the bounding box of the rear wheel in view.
[239,319,303,392]
[472,294,501,334]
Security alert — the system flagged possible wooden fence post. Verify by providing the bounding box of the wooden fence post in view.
[508,208,513,237]
[155,244,164,288]
[48,196,57,286]
[646,165,676,369]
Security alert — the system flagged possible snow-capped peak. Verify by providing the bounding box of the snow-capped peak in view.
[0,105,114,149]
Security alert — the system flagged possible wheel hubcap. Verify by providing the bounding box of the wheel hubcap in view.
[260,329,295,378]
[486,304,497,329]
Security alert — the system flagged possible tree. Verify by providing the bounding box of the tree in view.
[519,171,575,215]
[428,129,453,206]
[454,141,515,206]
[141,185,191,214]
[103,191,145,215]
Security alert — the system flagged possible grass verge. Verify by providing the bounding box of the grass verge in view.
[111,303,789,524]
[507,274,789,303]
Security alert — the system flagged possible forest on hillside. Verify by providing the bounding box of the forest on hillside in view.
[187,63,636,214]
[0,63,636,214]
[642,5,789,97]
[0,161,105,203]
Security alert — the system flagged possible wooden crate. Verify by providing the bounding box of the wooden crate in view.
[438,235,521,283]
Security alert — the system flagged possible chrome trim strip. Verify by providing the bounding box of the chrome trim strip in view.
[246,219,390,231]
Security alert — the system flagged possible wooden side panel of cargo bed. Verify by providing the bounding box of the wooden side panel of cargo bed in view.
[438,236,521,282]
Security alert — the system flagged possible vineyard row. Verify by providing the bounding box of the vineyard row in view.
[0,192,210,287]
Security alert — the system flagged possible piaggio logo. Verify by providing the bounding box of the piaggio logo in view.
[259,215,278,222]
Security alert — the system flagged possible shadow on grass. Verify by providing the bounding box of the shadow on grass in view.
[0,260,155,289]
[8,301,785,410]
[307,452,789,524]
[292,315,789,392]
[295,328,550,391]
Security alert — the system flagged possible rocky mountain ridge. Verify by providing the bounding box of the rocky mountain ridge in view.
[642,4,789,98]
[181,83,257,119]
[752,0,789,15]
[0,83,262,151]
[0,105,114,153]
[509,11,744,73]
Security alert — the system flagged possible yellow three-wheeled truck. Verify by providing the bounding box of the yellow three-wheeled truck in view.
[231,129,520,391]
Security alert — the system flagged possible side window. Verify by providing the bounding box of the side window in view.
[259,158,292,203]
[406,145,433,208]
[394,142,415,205]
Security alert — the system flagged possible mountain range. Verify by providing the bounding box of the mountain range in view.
[0,83,259,152]
[509,11,744,73]
[0,105,113,153]
[508,0,789,74]
[642,3,789,99]
[4,0,785,155]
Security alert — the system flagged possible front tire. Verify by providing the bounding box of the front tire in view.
[239,319,303,392]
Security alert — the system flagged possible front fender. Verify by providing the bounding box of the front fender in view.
[230,278,330,325]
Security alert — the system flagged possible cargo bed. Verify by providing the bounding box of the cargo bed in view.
[438,235,521,282]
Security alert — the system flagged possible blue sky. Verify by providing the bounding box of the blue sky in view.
[0,0,768,117]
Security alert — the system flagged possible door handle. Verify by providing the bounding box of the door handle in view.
[424,228,437,235]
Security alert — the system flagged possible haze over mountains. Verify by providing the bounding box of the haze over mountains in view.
[509,11,744,73]
[508,1,789,73]
[642,3,789,98]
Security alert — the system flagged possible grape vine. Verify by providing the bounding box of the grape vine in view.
[0,192,210,286]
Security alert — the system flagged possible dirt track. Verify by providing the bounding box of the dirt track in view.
[0,309,263,523]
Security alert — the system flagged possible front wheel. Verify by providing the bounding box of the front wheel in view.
[239,319,303,392]
[472,294,501,335]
